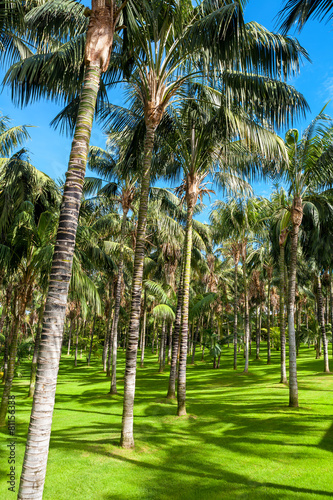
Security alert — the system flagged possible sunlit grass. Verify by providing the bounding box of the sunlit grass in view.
[1,343,333,499]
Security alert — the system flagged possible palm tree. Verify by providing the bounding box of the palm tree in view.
[211,198,266,373]
[15,1,128,495]
[281,111,333,406]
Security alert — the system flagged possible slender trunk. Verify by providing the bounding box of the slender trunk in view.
[0,314,21,425]
[28,299,46,397]
[288,197,302,407]
[167,322,172,365]
[330,271,333,357]
[110,209,128,391]
[18,54,104,497]
[74,319,81,367]
[2,313,12,384]
[279,243,288,384]
[103,304,113,372]
[121,125,155,449]
[177,201,194,416]
[256,306,260,360]
[67,317,74,356]
[267,279,271,364]
[167,267,184,399]
[191,318,200,365]
[233,259,238,370]
[140,291,147,368]
[159,321,166,373]
[317,274,330,373]
[87,315,96,366]
[243,249,250,373]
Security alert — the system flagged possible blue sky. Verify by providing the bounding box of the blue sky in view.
[0,0,332,213]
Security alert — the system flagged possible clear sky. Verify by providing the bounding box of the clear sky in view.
[0,0,332,207]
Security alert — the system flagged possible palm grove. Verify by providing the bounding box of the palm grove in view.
[1,0,333,498]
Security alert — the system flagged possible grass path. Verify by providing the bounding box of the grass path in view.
[1,345,333,499]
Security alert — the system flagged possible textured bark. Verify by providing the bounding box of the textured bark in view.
[317,274,330,373]
[167,271,184,399]
[288,196,302,407]
[279,240,288,383]
[18,61,102,498]
[103,302,112,372]
[233,258,239,370]
[177,201,194,416]
[120,126,155,448]
[28,299,46,397]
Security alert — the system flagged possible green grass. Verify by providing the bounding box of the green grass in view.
[1,344,333,499]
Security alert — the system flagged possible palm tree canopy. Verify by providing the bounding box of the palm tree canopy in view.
[277,0,333,33]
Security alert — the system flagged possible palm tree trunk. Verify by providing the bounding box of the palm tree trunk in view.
[191,319,200,365]
[167,270,184,399]
[279,242,288,384]
[0,314,20,426]
[177,202,194,416]
[28,299,46,397]
[167,322,172,365]
[120,125,155,449]
[140,291,147,368]
[103,302,113,372]
[267,279,271,364]
[243,250,250,374]
[87,315,96,367]
[74,319,81,367]
[288,197,302,407]
[317,274,330,373]
[17,54,103,497]
[159,320,166,373]
[256,306,260,360]
[67,316,74,356]
[233,259,238,370]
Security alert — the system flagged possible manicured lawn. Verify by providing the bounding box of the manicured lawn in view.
[1,344,333,499]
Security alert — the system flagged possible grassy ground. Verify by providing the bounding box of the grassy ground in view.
[1,344,333,499]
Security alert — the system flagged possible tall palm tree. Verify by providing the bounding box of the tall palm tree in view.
[281,111,333,406]
[15,1,129,496]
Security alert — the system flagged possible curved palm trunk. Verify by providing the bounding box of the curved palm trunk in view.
[167,271,184,399]
[177,202,194,416]
[28,299,46,397]
[110,209,128,393]
[317,274,330,373]
[17,61,102,498]
[233,259,239,370]
[120,125,155,449]
[103,304,112,372]
[279,239,288,383]
[288,196,302,407]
